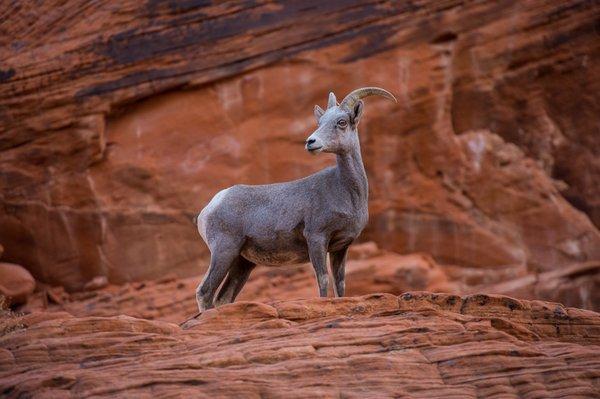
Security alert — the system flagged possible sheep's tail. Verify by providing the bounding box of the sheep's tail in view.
[191,214,198,225]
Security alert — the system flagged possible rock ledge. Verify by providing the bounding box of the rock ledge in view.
[2,292,599,398]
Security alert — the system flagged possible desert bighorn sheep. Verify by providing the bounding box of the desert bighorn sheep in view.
[195,87,396,312]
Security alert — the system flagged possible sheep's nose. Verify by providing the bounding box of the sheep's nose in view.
[306,138,316,145]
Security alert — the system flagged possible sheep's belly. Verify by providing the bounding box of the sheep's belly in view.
[240,240,309,267]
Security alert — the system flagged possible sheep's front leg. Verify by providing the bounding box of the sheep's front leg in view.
[329,246,348,297]
[307,236,329,297]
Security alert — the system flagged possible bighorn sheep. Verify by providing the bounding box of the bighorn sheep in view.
[195,87,396,312]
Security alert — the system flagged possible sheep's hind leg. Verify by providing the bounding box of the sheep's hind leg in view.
[329,246,348,297]
[214,257,255,307]
[196,238,243,313]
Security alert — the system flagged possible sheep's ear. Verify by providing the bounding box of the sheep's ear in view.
[351,100,364,124]
[327,92,337,109]
[314,105,325,122]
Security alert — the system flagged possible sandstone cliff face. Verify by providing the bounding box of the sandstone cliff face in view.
[1,1,599,308]
[2,293,600,397]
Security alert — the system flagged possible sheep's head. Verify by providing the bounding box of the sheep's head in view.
[305,87,396,155]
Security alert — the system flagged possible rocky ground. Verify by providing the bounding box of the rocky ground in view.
[2,243,599,397]
[2,292,599,398]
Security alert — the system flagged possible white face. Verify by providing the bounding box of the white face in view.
[305,102,363,155]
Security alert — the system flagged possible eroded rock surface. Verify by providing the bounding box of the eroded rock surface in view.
[2,293,599,398]
[1,1,599,295]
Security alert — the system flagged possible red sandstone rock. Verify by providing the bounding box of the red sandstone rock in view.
[0,1,598,314]
[2,293,599,397]
[0,263,35,306]
[472,260,600,311]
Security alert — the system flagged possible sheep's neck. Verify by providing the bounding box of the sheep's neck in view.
[336,142,368,206]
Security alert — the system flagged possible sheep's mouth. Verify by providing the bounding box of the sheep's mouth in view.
[306,146,323,153]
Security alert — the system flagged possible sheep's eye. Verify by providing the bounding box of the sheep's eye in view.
[337,119,347,128]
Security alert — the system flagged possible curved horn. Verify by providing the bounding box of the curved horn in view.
[339,87,397,110]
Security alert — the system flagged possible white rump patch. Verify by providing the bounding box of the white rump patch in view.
[197,188,229,243]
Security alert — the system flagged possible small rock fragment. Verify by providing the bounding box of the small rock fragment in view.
[83,276,109,291]
[0,262,35,305]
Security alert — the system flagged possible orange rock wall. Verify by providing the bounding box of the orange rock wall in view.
[1,1,599,291]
